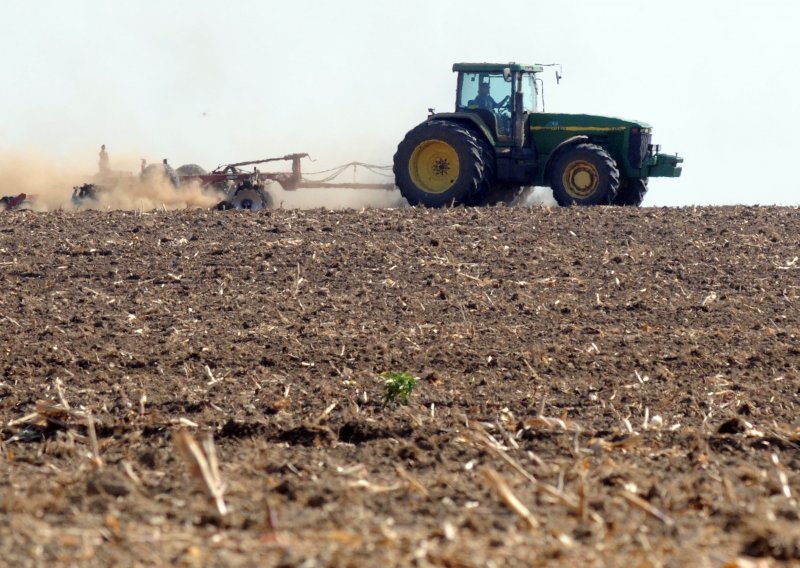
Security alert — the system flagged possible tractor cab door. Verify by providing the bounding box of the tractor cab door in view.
[519,72,537,114]
[514,72,538,150]
[457,72,513,142]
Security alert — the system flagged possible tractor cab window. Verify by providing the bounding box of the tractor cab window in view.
[458,72,513,138]
[520,73,538,113]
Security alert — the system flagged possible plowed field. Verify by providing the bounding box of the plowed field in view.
[1,206,799,566]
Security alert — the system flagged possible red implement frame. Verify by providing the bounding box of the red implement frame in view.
[179,153,395,191]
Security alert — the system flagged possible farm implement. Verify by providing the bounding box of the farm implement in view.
[70,153,396,210]
[179,153,396,210]
[1,193,33,211]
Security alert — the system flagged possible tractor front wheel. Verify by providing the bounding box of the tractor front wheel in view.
[394,120,492,207]
[550,143,619,206]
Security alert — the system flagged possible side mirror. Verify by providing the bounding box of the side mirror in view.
[503,67,512,82]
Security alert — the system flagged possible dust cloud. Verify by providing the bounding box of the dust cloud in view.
[515,186,558,207]
[0,153,86,211]
[0,151,220,212]
[85,172,220,212]
[273,186,406,210]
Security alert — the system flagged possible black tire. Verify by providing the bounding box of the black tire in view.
[393,120,490,207]
[550,143,619,206]
[612,178,648,206]
[465,135,497,206]
[230,182,273,210]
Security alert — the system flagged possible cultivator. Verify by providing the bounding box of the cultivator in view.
[65,152,396,210]
[182,153,395,210]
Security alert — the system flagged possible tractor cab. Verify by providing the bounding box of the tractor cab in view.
[454,63,541,145]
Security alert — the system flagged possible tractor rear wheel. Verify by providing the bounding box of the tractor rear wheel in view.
[394,120,492,207]
[550,143,619,206]
[612,178,648,206]
[465,136,498,206]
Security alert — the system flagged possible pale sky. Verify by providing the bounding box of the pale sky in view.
[1,0,798,206]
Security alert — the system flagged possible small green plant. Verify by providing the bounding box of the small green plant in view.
[381,371,417,407]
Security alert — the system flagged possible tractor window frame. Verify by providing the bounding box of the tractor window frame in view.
[519,72,538,113]
[456,72,512,112]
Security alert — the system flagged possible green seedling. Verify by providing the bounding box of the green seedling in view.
[381,371,417,407]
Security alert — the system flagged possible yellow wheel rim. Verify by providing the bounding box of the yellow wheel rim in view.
[562,159,600,199]
[408,140,460,194]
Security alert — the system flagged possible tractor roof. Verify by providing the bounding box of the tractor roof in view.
[452,62,544,73]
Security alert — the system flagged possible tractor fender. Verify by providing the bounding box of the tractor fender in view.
[429,113,496,146]
[543,135,589,182]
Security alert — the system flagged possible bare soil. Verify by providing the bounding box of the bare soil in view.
[1,205,799,567]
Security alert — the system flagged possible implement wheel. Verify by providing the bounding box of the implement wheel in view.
[612,178,648,206]
[550,143,619,206]
[230,182,273,210]
[394,120,491,207]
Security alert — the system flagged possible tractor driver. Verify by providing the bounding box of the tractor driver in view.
[469,82,510,112]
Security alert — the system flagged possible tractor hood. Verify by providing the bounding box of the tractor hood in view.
[528,113,672,181]
[530,113,651,133]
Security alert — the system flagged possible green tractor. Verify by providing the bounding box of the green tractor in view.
[393,62,682,207]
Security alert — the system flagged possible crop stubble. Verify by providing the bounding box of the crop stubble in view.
[0,206,799,566]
